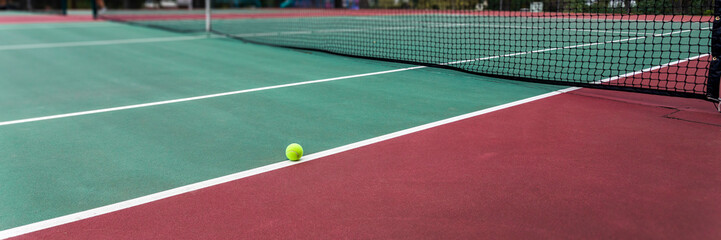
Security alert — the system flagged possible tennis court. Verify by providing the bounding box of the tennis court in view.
[104,8,714,97]
[1,1,721,239]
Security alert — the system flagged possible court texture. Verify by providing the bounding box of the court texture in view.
[1,8,721,239]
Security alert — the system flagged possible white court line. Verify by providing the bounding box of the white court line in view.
[0,25,692,126]
[0,87,579,239]
[443,28,709,65]
[228,22,647,38]
[0,25,701,126]
[592,54,710,84]
[0,35,210,51]
[428,23,648,35]
[0,22,121,31]
[0,50,703,237]
[0,25,706,239]
[228,18,712,39]
[0,67,424,127]
[0,87,580,240]
[0,22,704,51]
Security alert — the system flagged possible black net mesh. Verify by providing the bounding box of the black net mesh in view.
[98,0,718,100]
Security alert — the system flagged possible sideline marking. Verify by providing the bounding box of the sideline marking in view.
[227,22,647,38]
[0,22,120,30]
[444,29,709,65]
[0,26,698,126]
[0,66,424,126]
[2,23,703,51]
[593,54,710,84]
[0,35,210,51]
[0,87,578,240]
[0,26,706,238]
[0,53,705,239]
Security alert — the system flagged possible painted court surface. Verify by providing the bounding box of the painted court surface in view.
[1,11,720,239]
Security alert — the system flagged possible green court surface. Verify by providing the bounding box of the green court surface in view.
[98,10,712,99]
[0,20,564,230]
[210,16,710,83]
[142,13,712,98]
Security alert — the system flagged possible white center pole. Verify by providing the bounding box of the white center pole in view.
[205,0,211,33]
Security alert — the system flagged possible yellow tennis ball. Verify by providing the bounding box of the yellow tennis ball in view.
[286,143,303,161]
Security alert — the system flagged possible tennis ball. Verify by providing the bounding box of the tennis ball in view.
[286,143,303,161]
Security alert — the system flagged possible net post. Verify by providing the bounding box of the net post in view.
[205,0,211,33]
[91,0,97,19]
[710,0,721,101]
[60,0,67,15]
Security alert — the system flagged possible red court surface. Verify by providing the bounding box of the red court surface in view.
[603,55,711,96]
[13,88,721,239]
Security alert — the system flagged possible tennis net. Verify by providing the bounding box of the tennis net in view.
[97,0,719,101]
